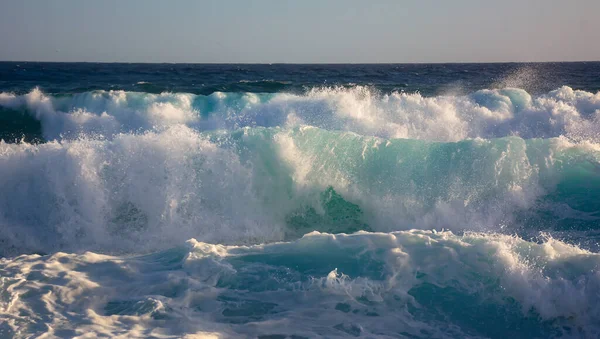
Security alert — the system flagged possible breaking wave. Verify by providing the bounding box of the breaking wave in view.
[0,86,599,142]
[1,85,600,338]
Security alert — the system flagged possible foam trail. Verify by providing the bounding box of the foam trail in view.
[1,231,599,338]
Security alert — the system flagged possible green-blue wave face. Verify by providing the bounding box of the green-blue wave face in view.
[3,119,598,257]
[1,77,600,338]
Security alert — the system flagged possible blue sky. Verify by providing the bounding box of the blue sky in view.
[1,0,599,63]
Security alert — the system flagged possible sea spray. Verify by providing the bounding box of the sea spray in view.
[0,125,599,256]
[1,64,600,338]
[0,86,599,142]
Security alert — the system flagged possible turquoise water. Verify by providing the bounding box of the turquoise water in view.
[1,63,600,338]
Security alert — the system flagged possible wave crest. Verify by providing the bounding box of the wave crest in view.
[0,86,599,142]
[0,125,599,256]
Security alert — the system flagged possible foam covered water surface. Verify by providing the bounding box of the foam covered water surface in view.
[1,63,600,338]
[2,231,599,338]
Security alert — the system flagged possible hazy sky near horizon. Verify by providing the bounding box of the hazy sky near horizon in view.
[1,0,599,63]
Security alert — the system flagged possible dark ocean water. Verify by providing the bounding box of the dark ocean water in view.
[1,62,599,96]
[1,62,600,338]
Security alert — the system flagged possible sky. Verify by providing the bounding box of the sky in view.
[0,0,599,63]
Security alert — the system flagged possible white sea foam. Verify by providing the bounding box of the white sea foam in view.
[1,86,600,338]
[1,86,599,142]
[1,231,598,338]
[0,123,598,256]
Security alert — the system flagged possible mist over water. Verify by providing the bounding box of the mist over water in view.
[1,63,600,338]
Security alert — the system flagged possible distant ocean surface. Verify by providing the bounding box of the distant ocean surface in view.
[1,62,600,338]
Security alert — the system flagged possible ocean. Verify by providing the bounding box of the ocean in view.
[0,62,599,338]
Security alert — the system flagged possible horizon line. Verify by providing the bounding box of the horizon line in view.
[1,60,599,65]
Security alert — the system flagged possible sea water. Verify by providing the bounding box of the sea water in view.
[0,62,599,338]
